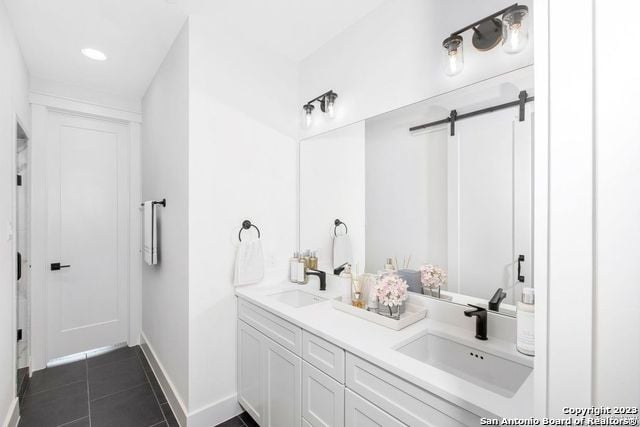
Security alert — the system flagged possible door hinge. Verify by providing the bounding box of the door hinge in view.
[17,175,22,186]
[17,329,22,341]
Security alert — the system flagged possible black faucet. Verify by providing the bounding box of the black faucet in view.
[306,268,327,291]
[488,288,507,311]
[464,304,488,340]
[333,262,350,276]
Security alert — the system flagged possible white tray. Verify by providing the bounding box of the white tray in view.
[331,298,427,330]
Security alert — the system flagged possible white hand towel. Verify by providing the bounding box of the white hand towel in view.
[143,201,158,265]
[234,239,265,286]
[333,234,352,269]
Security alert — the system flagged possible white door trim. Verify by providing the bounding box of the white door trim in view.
[30,94,142,370]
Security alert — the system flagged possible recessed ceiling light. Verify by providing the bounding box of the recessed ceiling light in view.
[81,48,107,61]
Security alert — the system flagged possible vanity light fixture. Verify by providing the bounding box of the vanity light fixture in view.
[302,90,338,128]
[442,3,529,76]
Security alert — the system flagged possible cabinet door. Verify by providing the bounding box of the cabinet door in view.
[302,362,344,427]
[264,337,302,427]
[345,389,406,427]
[238,321,265,425]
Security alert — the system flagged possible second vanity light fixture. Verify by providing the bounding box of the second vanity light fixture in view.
[302,90,338,128]
[443,3,529,76]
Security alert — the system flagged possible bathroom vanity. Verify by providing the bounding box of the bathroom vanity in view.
[235,278,533,427]
[236,67,538,426]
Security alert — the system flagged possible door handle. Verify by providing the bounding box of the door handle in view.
[517,255,525,283]
[51,262,71,271]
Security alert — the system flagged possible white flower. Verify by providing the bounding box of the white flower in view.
[375,273,409,307]
[420,264,447,288]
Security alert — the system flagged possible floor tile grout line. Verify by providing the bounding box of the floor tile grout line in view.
[84,356,92,427]
[136,350,169,426]
[56,415,90,427]
[22,378,87,400]
[88,380,150,403]
[86,352,140,371]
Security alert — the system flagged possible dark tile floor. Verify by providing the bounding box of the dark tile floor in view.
[17,345,258,427]
[216,411,258,427]
[18,346,179,427]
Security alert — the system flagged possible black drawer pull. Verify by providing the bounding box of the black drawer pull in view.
[51,262,71,271]
[517,255,525,283]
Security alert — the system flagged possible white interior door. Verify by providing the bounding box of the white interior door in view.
[46,112,130,360]
[447,104,533,304]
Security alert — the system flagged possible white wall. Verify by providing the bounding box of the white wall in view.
[298,0,533,139]
[187,15,298,424]
[544,0,594,415]
[141,21,190,410]
[300,122,366,272]
[593,0,640,406]
[0,1,30,424]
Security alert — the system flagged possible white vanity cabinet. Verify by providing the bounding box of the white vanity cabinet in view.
[237,319,302,427]
[237,298,481,427]
[237,320,266,425]
[345,389,406,427]
[302,361,344,427]
[264,336,302,426]
[238,299,303,427]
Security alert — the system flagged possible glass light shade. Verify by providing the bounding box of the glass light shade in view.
[442,36,464,76]
[324,92,338,119]
[502,6,529,54]
[326,101,335,118]
[303,104,314,128]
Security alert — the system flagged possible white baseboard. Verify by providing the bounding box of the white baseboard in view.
[140,332,189,427]
[188,394,242,427]
[139,332,243,427]
[2,398,19,427]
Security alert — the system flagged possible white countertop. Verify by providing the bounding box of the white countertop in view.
[235,278,534,419]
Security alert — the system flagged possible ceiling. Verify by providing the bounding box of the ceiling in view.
[4,0,385,101]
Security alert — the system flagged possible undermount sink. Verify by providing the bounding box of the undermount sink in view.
[396,332,532,398]
[269,290,329,308]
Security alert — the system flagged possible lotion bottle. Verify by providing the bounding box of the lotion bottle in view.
[289,252,299,283]
[516,287,535,356]
[339,264,352,303]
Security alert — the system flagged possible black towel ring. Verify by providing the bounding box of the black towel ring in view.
[238,220,261,242]
[334,219,348,237]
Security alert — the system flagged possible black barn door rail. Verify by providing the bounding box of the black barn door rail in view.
[409,90,534,136]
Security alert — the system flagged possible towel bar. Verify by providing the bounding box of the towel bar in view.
[140,198,166,207]
[238,220,261,241]
[334,219,348,236]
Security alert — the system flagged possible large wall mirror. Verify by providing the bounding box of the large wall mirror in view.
[299,67,534,317]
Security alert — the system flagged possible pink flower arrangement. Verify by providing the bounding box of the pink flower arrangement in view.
[375,274,409,307]
[420,264,447,288]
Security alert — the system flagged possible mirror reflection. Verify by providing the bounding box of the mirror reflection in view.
[299,68,534,317]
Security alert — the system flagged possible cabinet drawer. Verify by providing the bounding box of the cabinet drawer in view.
[302,362,344,427]
[238,298,302,356]
[346,354,481,426]
[303,331,345,383]
[345,389,406,427]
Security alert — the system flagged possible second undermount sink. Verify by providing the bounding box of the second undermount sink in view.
[269,290,329,308]
[396,332,532,398]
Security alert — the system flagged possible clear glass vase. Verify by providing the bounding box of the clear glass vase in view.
[379,303,401,319]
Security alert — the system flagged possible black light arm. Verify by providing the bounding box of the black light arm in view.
[450,3,518,37]
[304,90,338,113]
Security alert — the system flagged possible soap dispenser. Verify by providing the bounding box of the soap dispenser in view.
[516,287,535,356]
